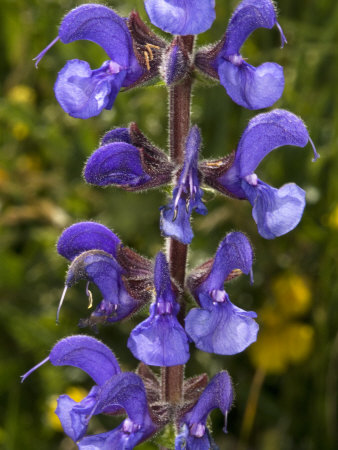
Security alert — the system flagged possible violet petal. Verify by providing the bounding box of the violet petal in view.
[57,222,120,261]
[144,0,216,36]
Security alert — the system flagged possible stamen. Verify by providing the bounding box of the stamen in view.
[186,197,190,213]
[206,160,224,168]
[173,206,178,221]
[86,282,93,309]
[56,285,68,325]
[144,51,151,71]
[33,36,60,68]
[145,43,160,61]
[223,411,229,433]
[250,268,254,285]
[20,356,50,383]
[309,137,320,162]
[276,22,287,48]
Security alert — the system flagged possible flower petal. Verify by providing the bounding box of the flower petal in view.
[59,4,133,67]
[242,180,306,239]
[55,388,98,441]
[49,335,121,385]
[57,222,120,261]
[54,60,125,119]
[128,313,190,366]
[160,196,194,244]
[144,0,216,35]
[78,374,156,449]
[176,372,234,449]
[185,298,258,355]
[222,0,279,55]
[218,60,284,110]
[95,372,153,426]
[153,251,175,302]
[201,232,253,294]
[188,371,233,429]
[84,142,151,188]
[235,109,316,176]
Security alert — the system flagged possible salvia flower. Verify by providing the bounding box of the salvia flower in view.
[21,336,157,448]
[128,252,190,366]
[185,232,259,355]
[196,0,287,109]
[201,109,319,239]
[160,125,207,244]
[84,123,174,191]
[175,371,233,449]
[144,0,216,36]
[57,222,153,326]
[34,4,143,119]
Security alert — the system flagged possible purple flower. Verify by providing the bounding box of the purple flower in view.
[144,0,216,36]
[21,335,156,448]
[33,5,143,118]
[175,371,233,449]
[160,126,207,244]
[196,0,287,109]
[185,232,259,355]
[201,109,319,239]
[57,222,153,326]
[84,123,174,191]
[128,252,190,366]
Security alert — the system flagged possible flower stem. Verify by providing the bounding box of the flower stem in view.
[162,35,194,405]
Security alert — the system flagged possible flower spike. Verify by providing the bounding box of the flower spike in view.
[185,232,259,355]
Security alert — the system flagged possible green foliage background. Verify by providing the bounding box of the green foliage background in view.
[0,0,337,449]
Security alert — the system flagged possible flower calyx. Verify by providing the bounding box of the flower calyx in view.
[127,10,167,87]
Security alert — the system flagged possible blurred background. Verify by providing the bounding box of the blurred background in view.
[0,0,337,448]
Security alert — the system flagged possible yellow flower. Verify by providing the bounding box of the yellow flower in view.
[249,273,314,374]
[47,386,88,431]
[272,273,311,318]
[328,205,338,229]
[249,322,314,374]
[7,85,36,105]
[12,122,30,141]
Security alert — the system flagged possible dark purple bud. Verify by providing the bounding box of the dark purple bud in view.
[101,127,131,146]
[160,37,191,85]
[85,123,174,191]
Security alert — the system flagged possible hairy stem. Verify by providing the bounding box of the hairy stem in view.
[162,35,194,405]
